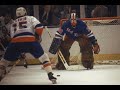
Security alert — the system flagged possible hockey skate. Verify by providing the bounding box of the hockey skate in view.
[86,60,94,70]
[0,65,6,82]
[48,72,57,84]
[82,60,94,70]
[56,62,66,70]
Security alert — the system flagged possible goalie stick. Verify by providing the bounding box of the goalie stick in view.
[45,26,81,70]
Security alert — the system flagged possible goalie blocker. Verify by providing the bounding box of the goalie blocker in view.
[49,37,62,54]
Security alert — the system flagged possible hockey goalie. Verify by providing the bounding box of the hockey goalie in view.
[49,11,100,70]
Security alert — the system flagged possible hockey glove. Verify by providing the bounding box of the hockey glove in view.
[93,43,100,54]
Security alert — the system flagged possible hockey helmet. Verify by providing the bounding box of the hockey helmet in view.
[16,7,27,17]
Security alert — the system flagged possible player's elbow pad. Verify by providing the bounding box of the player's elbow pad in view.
[35,28,43,36]
[35,24,44,36]
[49,37,62,54]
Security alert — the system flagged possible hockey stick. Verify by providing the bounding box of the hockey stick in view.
[45,26,81,70]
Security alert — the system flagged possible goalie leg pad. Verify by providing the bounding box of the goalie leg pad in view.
[81,53,94,69]
[56,46,70,70]
[81,47,94,69]
[49,38,62,54]
[56,39,73,70]
[78,37,94,69]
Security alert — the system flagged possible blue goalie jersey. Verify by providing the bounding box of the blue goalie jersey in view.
[57,19,97,45]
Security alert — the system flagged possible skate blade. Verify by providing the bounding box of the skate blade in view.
[51,79,57,84]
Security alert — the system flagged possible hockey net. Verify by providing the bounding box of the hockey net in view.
[60,17,120,65]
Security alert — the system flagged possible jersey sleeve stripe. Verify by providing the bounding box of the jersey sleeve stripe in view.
[11,36,36,43]
[13,32,34,38]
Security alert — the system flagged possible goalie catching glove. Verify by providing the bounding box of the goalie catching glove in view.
[93,42,100,54]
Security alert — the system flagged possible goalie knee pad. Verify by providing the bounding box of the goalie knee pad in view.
[49,37,62,54]
[38,53,51,68]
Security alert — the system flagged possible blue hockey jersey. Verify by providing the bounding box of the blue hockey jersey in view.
[57,19,97,45]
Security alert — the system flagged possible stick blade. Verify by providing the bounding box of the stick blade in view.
[67,65,81,71]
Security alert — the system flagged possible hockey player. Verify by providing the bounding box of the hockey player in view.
[0,7,57,84]
[49,12,100,70]
[0,13,28,68]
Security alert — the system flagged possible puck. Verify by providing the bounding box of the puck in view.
[57,75,60,77]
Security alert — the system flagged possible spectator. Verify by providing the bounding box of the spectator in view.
[60,5,71,19]
[51,5,61,26]
[39,5,53,26]
[91,5,108,18]
[0,13,13,50]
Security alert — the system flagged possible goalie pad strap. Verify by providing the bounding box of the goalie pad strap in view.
[49,37,62,54]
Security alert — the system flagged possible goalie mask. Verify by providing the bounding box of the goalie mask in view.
[16,7,27,17]
[70,13,77,27]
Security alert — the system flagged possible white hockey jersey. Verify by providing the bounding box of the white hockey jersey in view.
[10,16,43,43]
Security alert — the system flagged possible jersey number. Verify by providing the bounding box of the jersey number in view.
[13,21,27,32]
[19,21,27,29]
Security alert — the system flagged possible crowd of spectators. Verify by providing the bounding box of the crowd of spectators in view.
[0,5,118,26]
